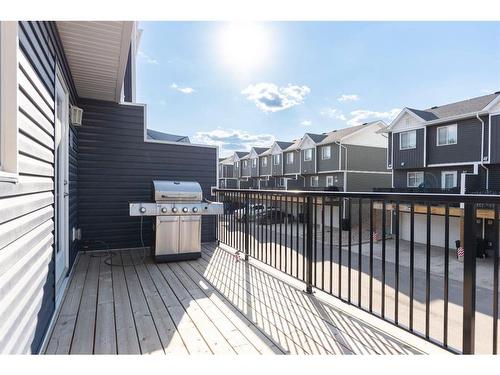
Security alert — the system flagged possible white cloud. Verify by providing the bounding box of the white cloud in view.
[193,128,275,156]
[137,50,158,65]
[337,94,359,102]
[170,83,196,94]
[346,108,401,126]
[320,108,346,121]
[301,120,312,126]
[241,83,311,113]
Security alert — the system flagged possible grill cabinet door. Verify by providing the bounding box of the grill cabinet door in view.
[156,216,180,255]
[179,216,201,252]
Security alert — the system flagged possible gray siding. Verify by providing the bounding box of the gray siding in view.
[426,117,484,165]
[77,99,217,249]
[346,145,387,172]
[317,143,340,172]
[250,158,259,177]
[393,166,473,189]
[233,162,240,178]
[283,150,300,174]
[259,155,271,176]
[220,164,233,178]
[219,178,237,188]
[286,176,305,190]
[490,115,500,163]
[392,128,425,169]
[0,21,78,354]
[271,154,283,176]
[304,173,344,190]
[346,172,391,192]
[241,160,251,177]
[300,148,316,174]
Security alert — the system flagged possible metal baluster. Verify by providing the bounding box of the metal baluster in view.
[358,198,362,307]
[369,199,374,313]
[348,198,352,303]
[305,196,313,294]
[321,196,325,291]
[444,203,450,347]
[494,203,499,354]
[462,202,477,354]
[338,197,343,298]
[314,196,317,286]
[410,202,415,331]
[395,201,400,325]
[330,196,334,295]
[426,202,431,338]
[382,200,386,318]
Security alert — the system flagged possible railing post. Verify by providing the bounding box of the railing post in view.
[305,195,314,294]
[244,192,249,261]
[463,202,477,354]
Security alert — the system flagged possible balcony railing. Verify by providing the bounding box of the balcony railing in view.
[374,187,461,194]
[213,188,500,354]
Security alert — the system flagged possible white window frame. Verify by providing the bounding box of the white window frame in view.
[243,160,248,168]
[304,148,313,161]
[286,152,294,164]
[321,145,331,160]
[436,124,457,146]
[400,130,416,150]
[0,22,18,182]
[235,161,239,168]
[252,158,257,168]
[261,156,267,167]
[278,177,286,187]
[310,176,319,187]
[273,154,280,165]
[441,171,458,189]
[407,171,424,188]
[326,175,334,187]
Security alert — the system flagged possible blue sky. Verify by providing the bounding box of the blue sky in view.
[136,22,500,156]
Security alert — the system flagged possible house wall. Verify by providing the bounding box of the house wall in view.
[241,160,251,177]
[317,143,340,172]
[387,132,392,167]
[346,172,391,192]
[346,145,387,172]
[304,173,344,190]
[250,158,259,177]
[283,150,300,174]
[77,99,217,249]
[300,148,316,174]
[392,128,425,169]
[259,155,271,176]
[286,177,305,190]
[399,212,461,248]
[489,115,500,163]
[392,165,474,189]
[271,154,283,176]
[0,21,78,354]
[426,117,486,165]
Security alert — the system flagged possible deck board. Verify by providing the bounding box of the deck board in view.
[44,243,433,355]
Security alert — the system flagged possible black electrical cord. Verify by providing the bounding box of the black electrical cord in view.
[83,216,147,267]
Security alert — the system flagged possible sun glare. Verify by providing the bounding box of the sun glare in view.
[218,23,270,73]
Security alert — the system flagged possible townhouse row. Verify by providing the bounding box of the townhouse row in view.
[219,121,392,192]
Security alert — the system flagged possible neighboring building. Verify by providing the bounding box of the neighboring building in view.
[218,155,237,188]
[384,92,500,248]
[146,129,190,143]
[385,92,500,193]
[220,121,391,192]
[0,21,217,353]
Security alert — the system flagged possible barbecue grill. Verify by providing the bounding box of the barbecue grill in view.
[129,180,223,262]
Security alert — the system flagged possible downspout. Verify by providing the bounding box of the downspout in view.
[477,113,489,190]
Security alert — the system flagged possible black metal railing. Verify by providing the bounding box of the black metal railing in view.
[213,188,500,354]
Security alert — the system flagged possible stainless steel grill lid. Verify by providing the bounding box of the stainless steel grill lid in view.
[152,180,203,202]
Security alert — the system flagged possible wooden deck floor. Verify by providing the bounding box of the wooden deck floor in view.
[44,243,435,354]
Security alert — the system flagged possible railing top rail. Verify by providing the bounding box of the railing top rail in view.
[213,187,500,204]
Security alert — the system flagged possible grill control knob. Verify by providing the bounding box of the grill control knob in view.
[182,207,189,213]
[172,207,178,213]
[192,207,199,213]
[140,207,146,214]
[161,207,167,213]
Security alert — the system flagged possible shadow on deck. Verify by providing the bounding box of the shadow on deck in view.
[43,243,443,354]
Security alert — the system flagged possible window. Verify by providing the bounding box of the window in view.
[252,158,257,168]
[261,157,267,167]
[326,175,334,187]
[278,177,286,187]
[321,146,331,160]
[286,152,294,164]
[441,171,457,189]
[0,22,18,182]
[400,130,416,150]
[310,176,319,187]
[235,161,239,168]
[437,124,457,146]
[304,148,313,161]
[407,171,424,188]
[273,154,280,165]
[243,160,248,168]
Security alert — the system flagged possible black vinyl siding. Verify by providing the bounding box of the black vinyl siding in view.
[77,99,217,249]
[283,150,300,174]
[490,115,500,163]
[392,128,425,169]
[426,117,485,165]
